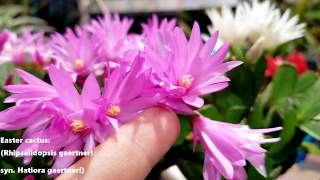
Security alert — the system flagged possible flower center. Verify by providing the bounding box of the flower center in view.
[75,59,84,71]
[179,74,194,88]
[106,105,121,117]
[70,119,86,134]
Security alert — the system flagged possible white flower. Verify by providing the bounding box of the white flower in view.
[260,9,306,50]
[206,6,247,46]
[238,0,276,44]
[206,0,306,51]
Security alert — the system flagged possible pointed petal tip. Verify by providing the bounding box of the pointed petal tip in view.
[3,97,14,103]
[15,68,25,74]
[274,126,283,131]
[222,42,230,49]
[192,21,200,29]
[210,31,219,39]
[229,60,244,68]
[23,156,32,165]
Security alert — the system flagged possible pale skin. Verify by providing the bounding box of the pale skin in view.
[57,107,180,180]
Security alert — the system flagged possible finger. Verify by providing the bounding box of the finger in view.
[57,106,180,180]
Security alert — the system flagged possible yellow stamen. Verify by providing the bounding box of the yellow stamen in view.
[71,120,86,134]
[186,132,193,141]
[106,105,121,117]
[180,74,194,88]
[75,59,84,71]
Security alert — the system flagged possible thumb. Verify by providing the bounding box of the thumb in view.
[57,106,180,180]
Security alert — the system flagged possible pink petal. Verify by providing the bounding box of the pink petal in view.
[16,69,52,88]
[196,82,229,95]
[187,22,202,64]
[182,95,204,108]
[200,32,218,59]
[4,84,55,94]
[107,116,119,132]
[233,167,247,180]
[211,43,230,64]
[164,98,194,114]
[195,75,230,91]
[48,65,81,111]
[203,156,221,180]
[247,154,267,177]
[201,132,234,179]
[52,140,82,170]
[81,74,101,109]
[84,133,96,152]
[208,61,243,75]
[4,92,56,103]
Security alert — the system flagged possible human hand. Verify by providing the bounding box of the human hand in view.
[57,107,180,180]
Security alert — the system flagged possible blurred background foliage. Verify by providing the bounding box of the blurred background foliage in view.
[0,1,53,33]
[0,0,320,179]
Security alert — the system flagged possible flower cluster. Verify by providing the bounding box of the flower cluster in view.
[0,29,52,68]
[0,14,281,179]
[207,0,305,50]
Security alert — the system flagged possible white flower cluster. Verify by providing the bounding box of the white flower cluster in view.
[207,0,305,51]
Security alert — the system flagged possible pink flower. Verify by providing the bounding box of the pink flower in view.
[0,54,160,171]
[50,27,103,78]
[192,115,282,180]
[0,30,9,53]
[4,69,58,104]
[1,65,106,170]
[142,15,176,54]
[0,29,52,67]
[86,14,143,66]
[23,175,35,180]
[146,22,242,113]
[96,54,161,130]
